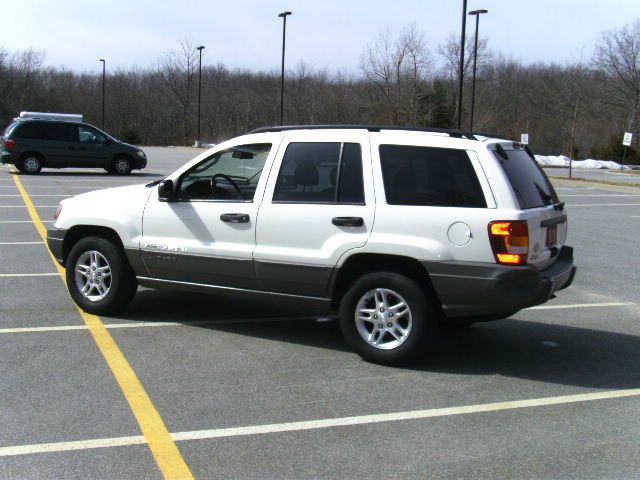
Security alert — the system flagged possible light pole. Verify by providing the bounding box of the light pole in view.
[196,45,205,147]
[99,59,105,130]
[468,9,488,131]
[457,0,468,130]
[278,11,292,126]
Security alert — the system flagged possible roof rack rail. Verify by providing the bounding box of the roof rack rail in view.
[248,125,479,140]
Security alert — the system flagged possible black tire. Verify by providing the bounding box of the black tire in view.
[339,272,441,365]
[65,236,137,315]
[111,156,132,175]
[19,153,43,174]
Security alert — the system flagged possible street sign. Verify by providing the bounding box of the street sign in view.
[521,133,529,145]
[622,132,633,146]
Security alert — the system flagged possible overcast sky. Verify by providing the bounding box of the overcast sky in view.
[3,0,640,74]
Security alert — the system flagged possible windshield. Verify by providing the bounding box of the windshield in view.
[493,147,559,209]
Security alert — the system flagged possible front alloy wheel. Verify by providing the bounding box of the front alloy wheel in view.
[74,250,112,302]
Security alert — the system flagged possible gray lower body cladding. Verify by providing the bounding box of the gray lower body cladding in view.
[425,246,576,318]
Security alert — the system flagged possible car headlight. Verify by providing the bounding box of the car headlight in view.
[136,150,146,158]
[54,203,62,220]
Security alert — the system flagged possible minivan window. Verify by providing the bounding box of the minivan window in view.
[273,142,365,204]
[79,126,107,144]
[379,145,486,208]
[493,147,559,209]
[41,123,75,142]
[14,121,42,139]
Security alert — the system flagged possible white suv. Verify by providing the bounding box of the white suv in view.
[47,126,576,364]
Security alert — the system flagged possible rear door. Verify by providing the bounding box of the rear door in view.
[254,131,375,297]
[491,144,567,269]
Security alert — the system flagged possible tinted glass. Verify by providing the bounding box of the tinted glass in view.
[494,148,559,209]
[14,122,42,139]
[379,145,486,208]
[41,123,74,142]
[273,142,364,204]
[177,143,271,201]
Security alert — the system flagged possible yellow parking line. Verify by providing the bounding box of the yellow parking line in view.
[11,172,193,480]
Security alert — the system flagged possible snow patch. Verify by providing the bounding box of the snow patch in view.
[535,155,630,170]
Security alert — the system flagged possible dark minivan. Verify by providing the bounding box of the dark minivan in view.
[1,115,146,175]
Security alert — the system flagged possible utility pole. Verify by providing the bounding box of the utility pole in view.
[457,0,468,130]
[196,45,205,147]
[278,11,292,126]
[468,9,488,131]
[99,59,106,130]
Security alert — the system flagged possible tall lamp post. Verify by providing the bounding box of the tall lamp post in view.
[457,0,468,130]
[99,59,105,130]
[278,11,292,126]
[468,9,488,131]
[196,45,205,147]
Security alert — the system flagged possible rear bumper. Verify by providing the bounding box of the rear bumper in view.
[46,227,67,266]
[425,246,576,318]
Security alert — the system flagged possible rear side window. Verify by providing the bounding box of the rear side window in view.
[42,123,75,142]
[493,147,559,209]
[379,145,486,208]
[14,122,42,139]
[273,142,365,204]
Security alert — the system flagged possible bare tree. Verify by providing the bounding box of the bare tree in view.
[158,40,199,143]
[593,20,640,133]
[360,24,432,124]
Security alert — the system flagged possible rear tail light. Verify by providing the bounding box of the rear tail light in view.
[488,220,529,265]
[5,139,16,149]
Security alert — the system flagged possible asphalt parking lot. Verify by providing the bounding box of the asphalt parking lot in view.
[1,147,640,479]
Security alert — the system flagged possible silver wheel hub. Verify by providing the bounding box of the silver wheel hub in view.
[24,157,39,172]
[355,288,412,350]
[115,159,129,173]
[74,250,112,302]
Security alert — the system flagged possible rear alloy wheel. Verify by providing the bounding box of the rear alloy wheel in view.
[66,236,137,315]
[339,272,440,364]
[20,154,43,174]
[112,156,132,175]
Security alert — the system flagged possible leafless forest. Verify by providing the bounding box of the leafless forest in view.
[1,20,639,162]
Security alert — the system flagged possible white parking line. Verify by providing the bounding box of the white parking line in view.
[0,205,59,208]
[0,220,53,223]
[0,317,321,335]
[0,273,58,277]
[561,194,640,197]
[567,204,640,207]
[2,388,640,457]
[0,194,70,197]
[0,242,43,245]
[528,302,635,310]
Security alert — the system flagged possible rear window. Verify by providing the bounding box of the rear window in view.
[379,145,486,207]
[493,147,559,209]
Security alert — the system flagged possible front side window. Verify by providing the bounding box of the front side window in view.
[176,143,271,201]
[273,142,364,204]
[78,126,107,144]
[380,145,486,208]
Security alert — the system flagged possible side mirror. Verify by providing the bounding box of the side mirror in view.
[158,179,175,201]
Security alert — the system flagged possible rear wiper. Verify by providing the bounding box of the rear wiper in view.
[145,179,164,188]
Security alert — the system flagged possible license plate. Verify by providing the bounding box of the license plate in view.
[547,225,558,247]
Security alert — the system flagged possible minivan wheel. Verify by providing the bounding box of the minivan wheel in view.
[20,154,43,174]
[112,156,132,175]
[66,236,137,315]
[339,272,439,364]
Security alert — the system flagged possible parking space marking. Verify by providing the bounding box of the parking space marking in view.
[0,241,44,245]
[561,194,640,197]
[0,194,70,197]
[0,220,53,223]
[0,205,59,208]
[0,273,59,277]
[528,302,635,310]
[0,316,323,335]
[567,203,640,207]
[11,171,194,480]
[2,388,640,458]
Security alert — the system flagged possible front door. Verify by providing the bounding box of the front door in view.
[70,125,112,168]
[141,142,276,289]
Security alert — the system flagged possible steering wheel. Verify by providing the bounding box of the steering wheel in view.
[211,174,243,199]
